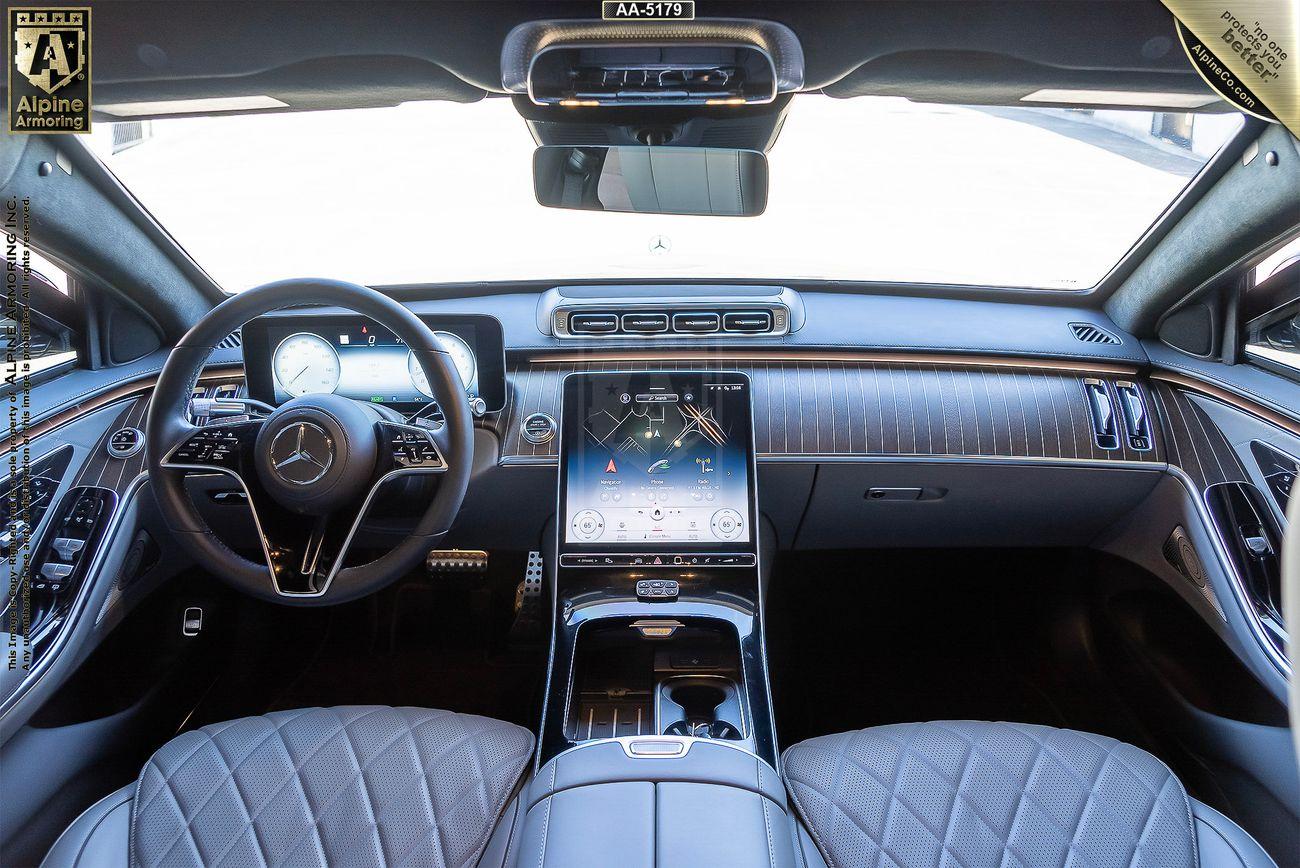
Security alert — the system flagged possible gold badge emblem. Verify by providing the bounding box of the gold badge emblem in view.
[13,9,85,94]
[7,7,91,134]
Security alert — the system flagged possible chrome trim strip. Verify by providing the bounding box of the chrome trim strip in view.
[545,733,771,765]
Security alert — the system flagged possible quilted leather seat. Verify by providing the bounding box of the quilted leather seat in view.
[781,721,1277,868]
[42,706,534,868]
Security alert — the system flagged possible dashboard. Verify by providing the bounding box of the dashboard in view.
[241,314,505,410]
[559,371,755,550]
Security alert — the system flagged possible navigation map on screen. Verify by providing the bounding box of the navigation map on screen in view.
[562,372,753,546]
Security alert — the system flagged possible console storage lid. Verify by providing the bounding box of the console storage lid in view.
[517,736,795,867]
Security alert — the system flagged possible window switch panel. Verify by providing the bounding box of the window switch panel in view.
[51,537,85,561]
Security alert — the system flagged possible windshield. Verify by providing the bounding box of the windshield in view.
[87,95,1241,292]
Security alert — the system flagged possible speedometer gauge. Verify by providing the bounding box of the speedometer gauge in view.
[273,333,341,398]
[409,331,476,398]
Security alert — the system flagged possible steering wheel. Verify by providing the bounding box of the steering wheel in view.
[146,279,473,605]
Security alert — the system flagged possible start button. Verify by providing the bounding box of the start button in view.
[521,412,557,445]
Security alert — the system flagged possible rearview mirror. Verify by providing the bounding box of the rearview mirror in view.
[533,146,767,217]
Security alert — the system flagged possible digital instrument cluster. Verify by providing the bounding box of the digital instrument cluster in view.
[242,314,506,410]
[560,371,755,548]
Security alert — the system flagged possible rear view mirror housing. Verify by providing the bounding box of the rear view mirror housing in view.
[533,146,768,217]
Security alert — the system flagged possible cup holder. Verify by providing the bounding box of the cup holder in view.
[660,677,743,740]
[670,684,726,718]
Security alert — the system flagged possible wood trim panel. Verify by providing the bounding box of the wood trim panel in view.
[497,358,1162,464]
[529,350,1141,377]
[1148,381,1251,491]
[71,397,153,495]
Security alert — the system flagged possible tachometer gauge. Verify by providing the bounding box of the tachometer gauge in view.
[409,331,476,397]
[272,333,341,397]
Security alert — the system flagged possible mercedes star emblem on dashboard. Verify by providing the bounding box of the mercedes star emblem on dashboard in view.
[270,421,334,485]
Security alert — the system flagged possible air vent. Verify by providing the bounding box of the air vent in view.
[1069,323,1120,345]
[557,305,787,338]
[216,329,243,349]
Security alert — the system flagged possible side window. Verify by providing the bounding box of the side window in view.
[1,248,81,381]
[1254,235,1300,285]
[1243,243,1300,379]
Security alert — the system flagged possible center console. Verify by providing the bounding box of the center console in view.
[519,370,794,866]
[539,370,775,767]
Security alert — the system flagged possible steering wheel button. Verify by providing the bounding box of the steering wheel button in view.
[152,281,475,605]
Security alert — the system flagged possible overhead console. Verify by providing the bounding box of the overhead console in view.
[502,18,804,108]
[538,284,803,339]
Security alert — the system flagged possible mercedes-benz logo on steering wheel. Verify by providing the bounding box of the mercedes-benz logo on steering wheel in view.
[269,421,334,485]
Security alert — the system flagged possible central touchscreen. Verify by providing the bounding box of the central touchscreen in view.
[561,371,754,547]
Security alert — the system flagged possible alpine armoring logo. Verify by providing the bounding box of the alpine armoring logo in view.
[7,7,91,134]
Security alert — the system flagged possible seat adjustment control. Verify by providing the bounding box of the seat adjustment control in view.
[51,537,85,561]
[35,562,74,593]
[32,487,116,596]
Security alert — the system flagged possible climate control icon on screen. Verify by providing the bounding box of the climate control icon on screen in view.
[571,509,605,541]
[710,509,744,541]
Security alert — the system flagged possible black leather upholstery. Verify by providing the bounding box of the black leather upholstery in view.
[782,722,1277,868]
[42,707,533,868]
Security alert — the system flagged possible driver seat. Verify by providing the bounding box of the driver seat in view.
[41,706,534,868]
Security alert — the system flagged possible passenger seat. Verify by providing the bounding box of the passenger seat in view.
[782,721,1275,868]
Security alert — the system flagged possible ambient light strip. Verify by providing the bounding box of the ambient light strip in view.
[1149,370,1300,439]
